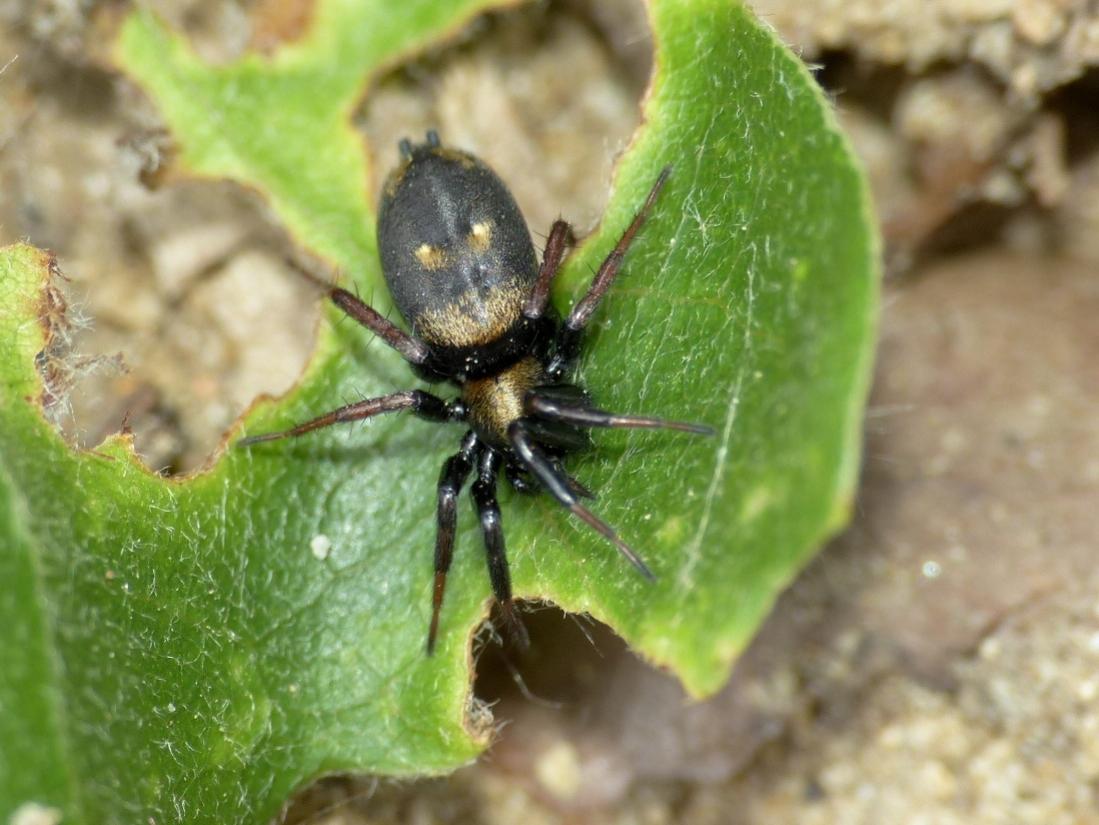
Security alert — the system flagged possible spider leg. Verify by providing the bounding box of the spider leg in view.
[557,465,596,500]
[505,455,595,499]
[547,166,671,378]
[526,388,713,436]
[523,219,573,320]
[236,390,464,447]
[504,458,540,494]
[328,288,430,365]
[427,430,478,654]
[472,447,530,650]
[285,257,430,365]
[508,421,655,581]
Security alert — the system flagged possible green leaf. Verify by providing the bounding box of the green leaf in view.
[1,0,877,822]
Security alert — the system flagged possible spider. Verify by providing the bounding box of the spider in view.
[239,131,711,652]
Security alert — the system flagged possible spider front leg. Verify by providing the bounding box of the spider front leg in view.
[328,288,431,365]
[471,447,530,650]
[546,166,671,378]
[523,218,573,321]
[284,256,432,366]
[236,390,465,447]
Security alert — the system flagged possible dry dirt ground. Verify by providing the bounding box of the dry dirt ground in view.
[2,1,1098,823]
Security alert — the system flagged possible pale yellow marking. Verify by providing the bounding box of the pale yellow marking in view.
[415,283,524,348]
[468,220,493,252]
[414,243,448,270]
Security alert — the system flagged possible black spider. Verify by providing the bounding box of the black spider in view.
[239,131,711,652]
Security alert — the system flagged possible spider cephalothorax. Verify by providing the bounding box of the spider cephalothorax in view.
[240,131,711,651]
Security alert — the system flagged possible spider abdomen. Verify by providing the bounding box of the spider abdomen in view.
[377,138,541,381]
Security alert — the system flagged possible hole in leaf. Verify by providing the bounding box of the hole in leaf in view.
[357,0,652,235]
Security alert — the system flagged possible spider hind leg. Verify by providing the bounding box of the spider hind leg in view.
[472,448,530,651]
[427,431,478,655]
[508,421,655,581]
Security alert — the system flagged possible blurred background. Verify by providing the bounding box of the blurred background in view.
[1,0,1097,822]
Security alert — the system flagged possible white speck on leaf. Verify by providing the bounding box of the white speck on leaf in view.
[310,533,331,560]
[10,802,62,825]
